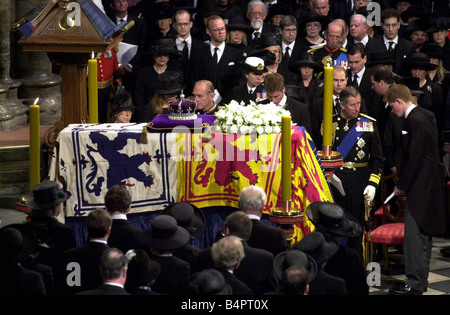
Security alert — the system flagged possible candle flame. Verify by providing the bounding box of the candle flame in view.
[91,51,94,59]
[34,97,39,105]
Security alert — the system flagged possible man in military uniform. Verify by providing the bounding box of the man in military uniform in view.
[308,20,348,70]
[95,48,120,123]
[328,86,384,257]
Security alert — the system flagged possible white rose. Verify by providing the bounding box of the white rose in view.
[228,125,239,134]
[256,126,265,134]
[273,126,281,133]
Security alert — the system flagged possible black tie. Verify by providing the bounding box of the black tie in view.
[353,74,359,87]
[284,47,290,65]
[254,31,260,40]
[212,47,219,64]
[334,98,340,114]
[388,41,394,53]
[182,40,189,62]
[119,19,124,25]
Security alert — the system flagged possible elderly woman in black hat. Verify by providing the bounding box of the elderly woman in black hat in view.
[145,71,183,122]
[110,88,136,123]
[134,39,182,121]
[288,51,324,108]
[297,12,330,51]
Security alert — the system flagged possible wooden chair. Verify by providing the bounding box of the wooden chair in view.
[369,172,405,273]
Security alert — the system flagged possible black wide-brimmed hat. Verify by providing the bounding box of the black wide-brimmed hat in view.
[125,249,161,285]
[397,76,424,95]
[141,214,190,251]
[154,71,183,95]
[421,43,445,59]
[258,32,282,49]
[267,3,291,19]
[406,19,430,36]
[161,202,206,239]
[147,38,181,58]
[426,16,450,33]
[110,89,136,114]
[239,56,267,74]
[289,51,323,72]
[188,269,233,295]
[153,2,175,19]
[226,15,252,32]
[249,49,277,66]
[0,223,37,263]
[299,11,330,32]
[366,50,395,67]
[26,181,71,211]
[274,249,318,283]
[306,201,362,237]
[293,231,339,265]
[402,52,437,71]
[401,5,429,22]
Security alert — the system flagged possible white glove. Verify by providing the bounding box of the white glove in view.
[364,185,376,202]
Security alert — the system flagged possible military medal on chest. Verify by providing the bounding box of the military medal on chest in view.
[356,121,373,132]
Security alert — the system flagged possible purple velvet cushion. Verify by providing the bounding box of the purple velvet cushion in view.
[147,114,217,133]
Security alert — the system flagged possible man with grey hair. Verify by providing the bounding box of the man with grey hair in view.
[238,185,287,255]
[246,0,278,48]
[77,248,130,295]
[211,236,252,294]
[349,14,371,47]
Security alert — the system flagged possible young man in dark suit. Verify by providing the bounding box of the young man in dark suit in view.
[385,84,446,295]
[191,15,241,105]
[259,72,312,133]
[279,15,305,69]
[347,43,375,107]
[105,185,143,254]
[365,8,415,76]
[63,209,112,295]
[173,9,207,96]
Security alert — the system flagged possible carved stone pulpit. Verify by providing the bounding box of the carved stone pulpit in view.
[16,0,130,148]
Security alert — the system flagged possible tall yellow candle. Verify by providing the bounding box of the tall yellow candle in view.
[29,97,40,192]
[281,115,292,202]
[322,63,334,147]
[88,52,98,123]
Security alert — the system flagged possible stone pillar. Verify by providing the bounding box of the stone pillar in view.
[11,0,62,129]
[0,0,23,131]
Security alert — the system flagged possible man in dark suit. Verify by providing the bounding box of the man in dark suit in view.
[105,185,143,254]
[348,14,372,48]
[238,185,287,256]
[173,9,207,96]
[76,248,130,295]
[245,0,279,48]
[279,15,305,69]
[385,84,446,295]
[365,8,415,76]
[347,43,375,106]
[63,209,112,295]
[196,211,278,295]
[191,15,241,105]
[260,72,312,133]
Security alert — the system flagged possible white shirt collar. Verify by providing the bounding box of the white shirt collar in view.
[176,35,191,45]
[90,239,108,245]
[112,213,128,220]
[353,67,365,80]
[405,104,417,118]
[277,94,288,107]
[246,214,261,220]
[383,35,398,46]
[116,15,127,25]
[104,282,125,289]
